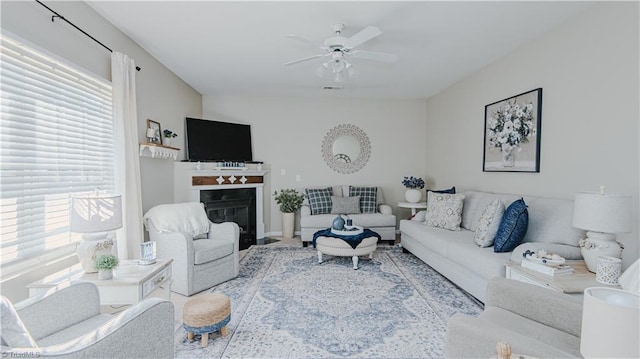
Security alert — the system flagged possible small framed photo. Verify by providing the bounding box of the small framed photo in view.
[146,119,162,145]
[483,88,542,172]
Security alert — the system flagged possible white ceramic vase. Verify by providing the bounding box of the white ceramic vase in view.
[163,137,171,147]
[98,269,113,280]
[281,212,295,239]
[404,189,422,203]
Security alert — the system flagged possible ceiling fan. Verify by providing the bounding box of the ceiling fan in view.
[284,24,398,83]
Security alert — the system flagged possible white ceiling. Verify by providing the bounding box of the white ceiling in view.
[88,1,592,99]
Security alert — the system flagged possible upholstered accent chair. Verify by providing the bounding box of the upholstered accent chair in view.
[2,282,174,358]
[446,278,583,358]
[144,202,240,296]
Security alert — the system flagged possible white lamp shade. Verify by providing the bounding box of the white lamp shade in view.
[581,287,640,358]
[70,195,123,233]
[572,192,631,233]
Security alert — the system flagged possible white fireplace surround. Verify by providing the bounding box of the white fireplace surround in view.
[174,162,267,239]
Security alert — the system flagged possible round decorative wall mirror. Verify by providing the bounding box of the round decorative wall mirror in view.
[321,124,371,174]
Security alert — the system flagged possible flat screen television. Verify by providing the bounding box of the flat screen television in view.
[185,118,253,162]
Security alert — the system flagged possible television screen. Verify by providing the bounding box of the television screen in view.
[185,118,253,162]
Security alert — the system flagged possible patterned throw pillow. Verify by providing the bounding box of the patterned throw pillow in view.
[474,199,505,247]
[494,198,528,253]
[330,196,361,214]
[348,186,378,214]
[424,192,465,231]
[305,187,333,215]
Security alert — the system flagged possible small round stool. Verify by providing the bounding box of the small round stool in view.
[183,293,231,347]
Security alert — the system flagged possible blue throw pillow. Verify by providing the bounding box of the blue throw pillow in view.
[428,186,456,195]
[305,187,333,215]
[494,198,528,253]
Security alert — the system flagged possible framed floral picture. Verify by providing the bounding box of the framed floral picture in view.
[146,119,162,145]
[483,88,542,172]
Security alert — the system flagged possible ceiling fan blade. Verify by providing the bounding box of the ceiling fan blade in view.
[344,26,382,49]
[286,35,327,50]
[283,54,325,66]
[350,50,398,63]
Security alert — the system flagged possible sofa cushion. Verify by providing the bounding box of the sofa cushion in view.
[193,238,234,265]
[424,192,465,231]
[348,186,378,213]
[305,187,333,215]
[474,199,505,248]
[446,236,511,280]
[301,213,395,228]
[400,220,467,257]
[521,196,583,246]
[494,198,528,253]
[330,196,361,214]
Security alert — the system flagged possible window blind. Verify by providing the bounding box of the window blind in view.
[0,33,114,276]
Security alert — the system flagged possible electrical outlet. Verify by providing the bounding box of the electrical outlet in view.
[280,169,286,176]
[296,175,301,182]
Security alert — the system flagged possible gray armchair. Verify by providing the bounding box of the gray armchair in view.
[144,202,240,296]
[445,278,582,358]
[3,282,174,358]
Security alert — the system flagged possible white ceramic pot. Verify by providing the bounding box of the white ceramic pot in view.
[281,212,295,239]
[163,138,172,147]
[404,189,422,203]
[98,269,113,280]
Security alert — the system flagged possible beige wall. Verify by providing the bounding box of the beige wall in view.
[202,96,428,234]
[1,1,202,300]
[424,2,639,268]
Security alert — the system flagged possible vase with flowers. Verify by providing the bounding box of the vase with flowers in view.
[162,129,178,147]
[402,176,425,203]
[487,100,536,167]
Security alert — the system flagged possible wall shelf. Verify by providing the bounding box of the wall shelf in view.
[139,142,180,160]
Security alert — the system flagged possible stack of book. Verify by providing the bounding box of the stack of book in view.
[521,259,574,276]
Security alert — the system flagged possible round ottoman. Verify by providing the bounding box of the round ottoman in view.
[183,293,231,347]
[316,235,378,269]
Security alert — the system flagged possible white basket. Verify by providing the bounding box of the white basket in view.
[596,256,622,285]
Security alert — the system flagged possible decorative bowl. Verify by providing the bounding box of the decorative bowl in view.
[330,225,364,236]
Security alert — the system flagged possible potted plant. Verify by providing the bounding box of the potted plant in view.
[95,254,119,280]
[402,176,425,203]
[273,189,305,239]
[162,129,178,147]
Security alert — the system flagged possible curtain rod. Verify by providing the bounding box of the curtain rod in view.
[35,0,141,71]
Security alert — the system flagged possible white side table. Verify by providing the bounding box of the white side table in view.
[397,202,427,216]
[27,259,173,305]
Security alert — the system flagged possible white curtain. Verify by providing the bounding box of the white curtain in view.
[111,52,144,259]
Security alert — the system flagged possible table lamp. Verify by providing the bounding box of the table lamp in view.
[572,187,631,272]
[71,194,122,272]
[581,287,640,358]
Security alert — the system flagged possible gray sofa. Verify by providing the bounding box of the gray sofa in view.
[300,186,396,246]
[446,278,582,358]
[400,190,584,302]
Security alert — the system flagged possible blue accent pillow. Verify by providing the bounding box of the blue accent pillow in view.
[494,198,528,253]
[305,187,333,215]
[428,186,456,195]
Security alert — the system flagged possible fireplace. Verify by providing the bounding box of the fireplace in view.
[174,163,267,250]
[200,188,256,250]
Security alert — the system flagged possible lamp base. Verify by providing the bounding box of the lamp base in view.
[76,233,117,273]
[580,231,623,273]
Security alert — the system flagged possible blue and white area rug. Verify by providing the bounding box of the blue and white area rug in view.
[175,245,482,358]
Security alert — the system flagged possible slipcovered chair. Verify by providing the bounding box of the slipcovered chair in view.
[445,278,583,358]
[1,282,174,358]
[144,202,240,296]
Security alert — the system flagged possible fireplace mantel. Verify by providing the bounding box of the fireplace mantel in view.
[174,162,268,239]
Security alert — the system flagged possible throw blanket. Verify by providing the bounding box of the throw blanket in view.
[312,228,381,249]
[143,202,210,237]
